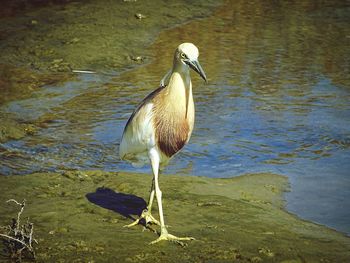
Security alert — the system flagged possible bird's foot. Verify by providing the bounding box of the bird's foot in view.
[150,231,195,246]
[124,209,160,228]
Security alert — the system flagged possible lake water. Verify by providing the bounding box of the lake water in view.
[1,0,350,235]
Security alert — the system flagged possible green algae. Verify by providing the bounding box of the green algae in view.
[0,64,72,105]
[0,113,36,143]
[0,171,349,262]
[0,64,73,143]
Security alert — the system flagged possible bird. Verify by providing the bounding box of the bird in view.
[119,43,207,244]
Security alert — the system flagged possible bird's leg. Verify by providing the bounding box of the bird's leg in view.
[124,178,160,228]
[138,178,161,226]
[148,148,195,245]
[143,178,160,225]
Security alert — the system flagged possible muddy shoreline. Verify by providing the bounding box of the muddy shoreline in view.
[1,171,349,262]
[0,0,221,143]
[0,0,220,73]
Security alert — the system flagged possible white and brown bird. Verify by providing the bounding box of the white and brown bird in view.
[119,43,207,244]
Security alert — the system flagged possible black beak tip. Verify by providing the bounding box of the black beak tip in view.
[187,60,207,83]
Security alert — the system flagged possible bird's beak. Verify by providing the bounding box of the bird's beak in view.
[186,59,207,83]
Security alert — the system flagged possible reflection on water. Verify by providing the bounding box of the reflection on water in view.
[1,0,350,234]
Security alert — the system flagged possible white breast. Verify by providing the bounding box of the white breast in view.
[119,103,156,167]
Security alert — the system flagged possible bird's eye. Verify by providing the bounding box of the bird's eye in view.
[181,53,187,59]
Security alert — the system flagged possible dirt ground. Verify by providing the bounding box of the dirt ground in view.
[0,171,349,262]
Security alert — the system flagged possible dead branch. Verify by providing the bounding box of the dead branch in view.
[0,199,37,262]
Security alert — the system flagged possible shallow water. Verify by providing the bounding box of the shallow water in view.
[1,0,350,234]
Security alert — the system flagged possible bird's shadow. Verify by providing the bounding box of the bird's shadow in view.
[86,187,146,221]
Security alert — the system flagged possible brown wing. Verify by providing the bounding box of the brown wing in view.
[122,85,166,134]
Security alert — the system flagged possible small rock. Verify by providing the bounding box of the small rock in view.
[135,13,146,19]
[129,55,145,62]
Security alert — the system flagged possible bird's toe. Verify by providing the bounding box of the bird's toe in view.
[149,232,195,245]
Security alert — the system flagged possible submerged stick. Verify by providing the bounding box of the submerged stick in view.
[72,69,96,74]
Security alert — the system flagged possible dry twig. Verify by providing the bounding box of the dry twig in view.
[0,199,37,262]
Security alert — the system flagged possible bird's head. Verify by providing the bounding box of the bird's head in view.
[176,43,207,82]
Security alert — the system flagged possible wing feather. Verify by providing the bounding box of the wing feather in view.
[119,86,165,166]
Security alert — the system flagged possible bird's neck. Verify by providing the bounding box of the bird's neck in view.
[171,62,191,88]
[166,63,192,118]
